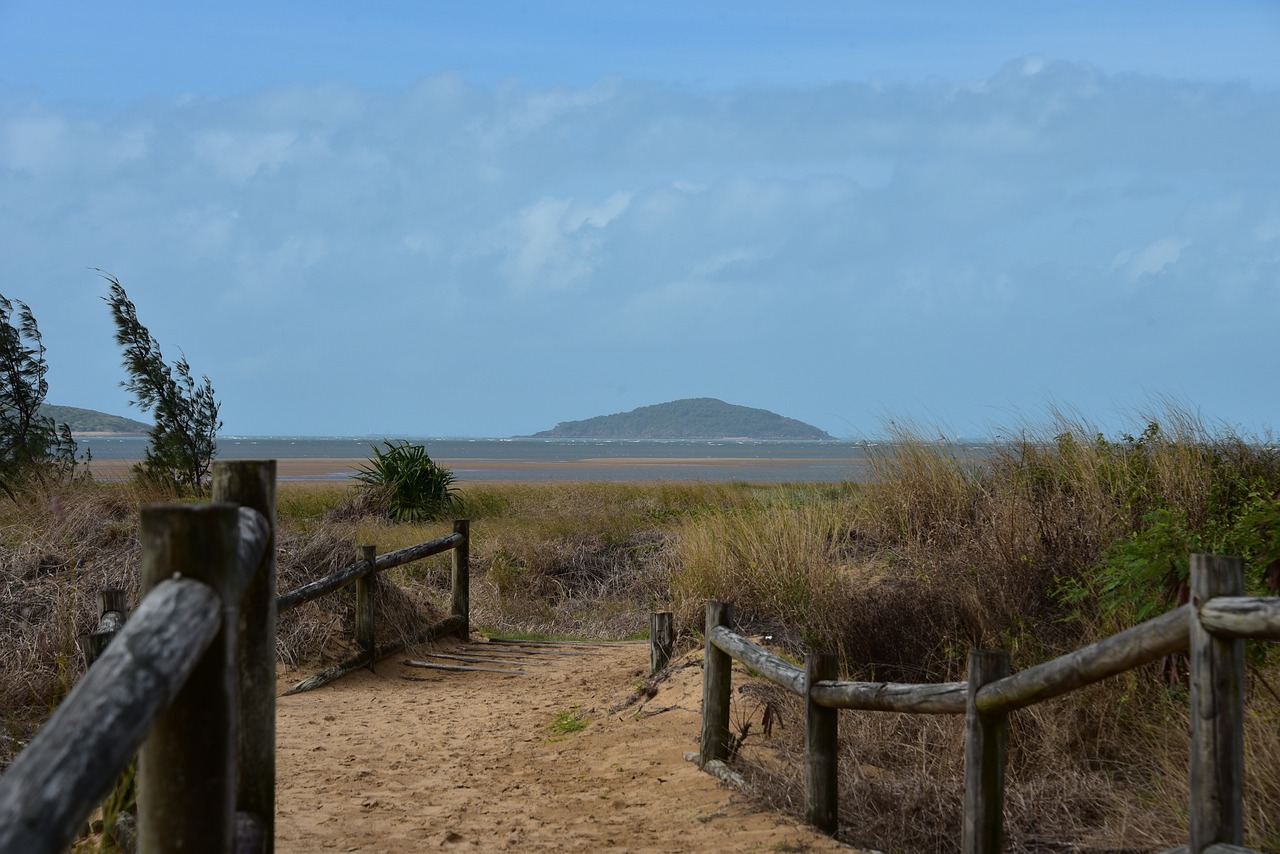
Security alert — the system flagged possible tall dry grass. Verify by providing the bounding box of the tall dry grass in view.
[668,405,1280,851]
[450,481,766,638]
[670,499,865,652]
[0,479,450,770]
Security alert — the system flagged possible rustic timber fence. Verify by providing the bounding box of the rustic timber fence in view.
[689,554,1280,854]
[0,460,472,854]
[280,518,470,694]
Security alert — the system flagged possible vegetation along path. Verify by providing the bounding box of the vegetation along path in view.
[275,636,853,852]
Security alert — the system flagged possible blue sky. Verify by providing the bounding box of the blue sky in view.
[2,2,1279,438]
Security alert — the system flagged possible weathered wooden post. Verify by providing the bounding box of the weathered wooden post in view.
[1189,553,1245,852]
[700,601,733,764]
[213,459,277,853]
[451,519,470,639]
[137,503,240,854]
[650,611,674,675]
[80,588,128,668]
[97,589,128,631]
[805,651,839,834]
[356,545,377,671]
[963,649,1010,854]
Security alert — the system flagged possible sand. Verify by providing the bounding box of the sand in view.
[269,457,842,480]
[275,638,856,852]
[81,454,863,483]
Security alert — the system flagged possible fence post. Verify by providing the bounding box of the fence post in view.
[963,649,1010,854]
[213,459,278,853]
[1189,553,1245,852]
[805,651,839,834]
[700,601,733,764]
[650,611,674,675]
[98,589,128,631]
[451,519,470,639]
[80,588,128,668]
[137,503,240,854]
[356,545,377,671]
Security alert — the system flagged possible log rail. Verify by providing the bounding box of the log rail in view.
[687,553,1279,853]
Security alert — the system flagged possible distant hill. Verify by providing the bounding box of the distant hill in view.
[527,398,834,440]
[39,405,149,434]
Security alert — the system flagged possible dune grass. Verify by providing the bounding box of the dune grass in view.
[665,405,1280,852]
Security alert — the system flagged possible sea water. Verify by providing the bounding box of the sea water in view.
[73,436,884,482]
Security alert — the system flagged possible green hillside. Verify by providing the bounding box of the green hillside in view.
[39,405,149,434]
[528,398,834,440]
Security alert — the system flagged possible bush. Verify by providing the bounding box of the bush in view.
[354,440,457,522]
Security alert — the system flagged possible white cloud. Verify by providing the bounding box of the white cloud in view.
[1110,237,1191,281]
[0,110,149,176]
[3,115,67,174]
[689,249,763,278]
[1253,215,1280,243]
[173,205,240,258]
[192,129,298,182]
[498,192,633,296]
[229,234,329,309]
[612,278,733,339]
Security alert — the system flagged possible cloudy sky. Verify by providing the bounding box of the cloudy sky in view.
[2,2,1278,438]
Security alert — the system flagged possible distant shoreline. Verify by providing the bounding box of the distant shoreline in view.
[81,455,869,483]
[71,431,147,437]
[73,436,870,483]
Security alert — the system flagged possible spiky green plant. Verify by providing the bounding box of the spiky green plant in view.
[354,440,457,522]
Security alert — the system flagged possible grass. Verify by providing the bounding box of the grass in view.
[4,405,1280,852]
[546,707,590,738]
[676,404,1280,852]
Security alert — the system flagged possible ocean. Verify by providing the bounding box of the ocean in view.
[74,435,881,482]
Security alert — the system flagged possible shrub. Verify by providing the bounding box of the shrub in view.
[354,440,457,522]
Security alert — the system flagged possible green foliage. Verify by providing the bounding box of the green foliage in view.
[0,294,76,494]
[354,439,457,522]
[1063,478,1280,624]
[102,274,221,492]
[546,707,589,737]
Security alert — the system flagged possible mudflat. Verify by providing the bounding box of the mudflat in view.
[268,456,843,480]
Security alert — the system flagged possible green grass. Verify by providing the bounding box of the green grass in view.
[546,707,589,738]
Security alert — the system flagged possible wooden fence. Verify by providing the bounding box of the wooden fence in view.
[0,460,471,854]
[688,554,1280,854]
[279,518,470,694]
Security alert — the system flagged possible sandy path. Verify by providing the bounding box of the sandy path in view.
[275,638,854,852]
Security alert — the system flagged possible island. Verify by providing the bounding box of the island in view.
[39,404,149,434]
[526,398,834,441]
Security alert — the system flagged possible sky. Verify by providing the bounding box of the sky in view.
[2,1,1279,439]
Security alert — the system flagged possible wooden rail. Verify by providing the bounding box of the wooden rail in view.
[686,553,1279,854]
[276,528,466,613]
[0,460,471,853]
[276,519,470,693]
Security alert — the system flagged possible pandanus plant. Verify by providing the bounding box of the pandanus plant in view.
[355,439,458,522]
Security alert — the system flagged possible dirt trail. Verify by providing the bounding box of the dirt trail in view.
[275,637,854,852]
